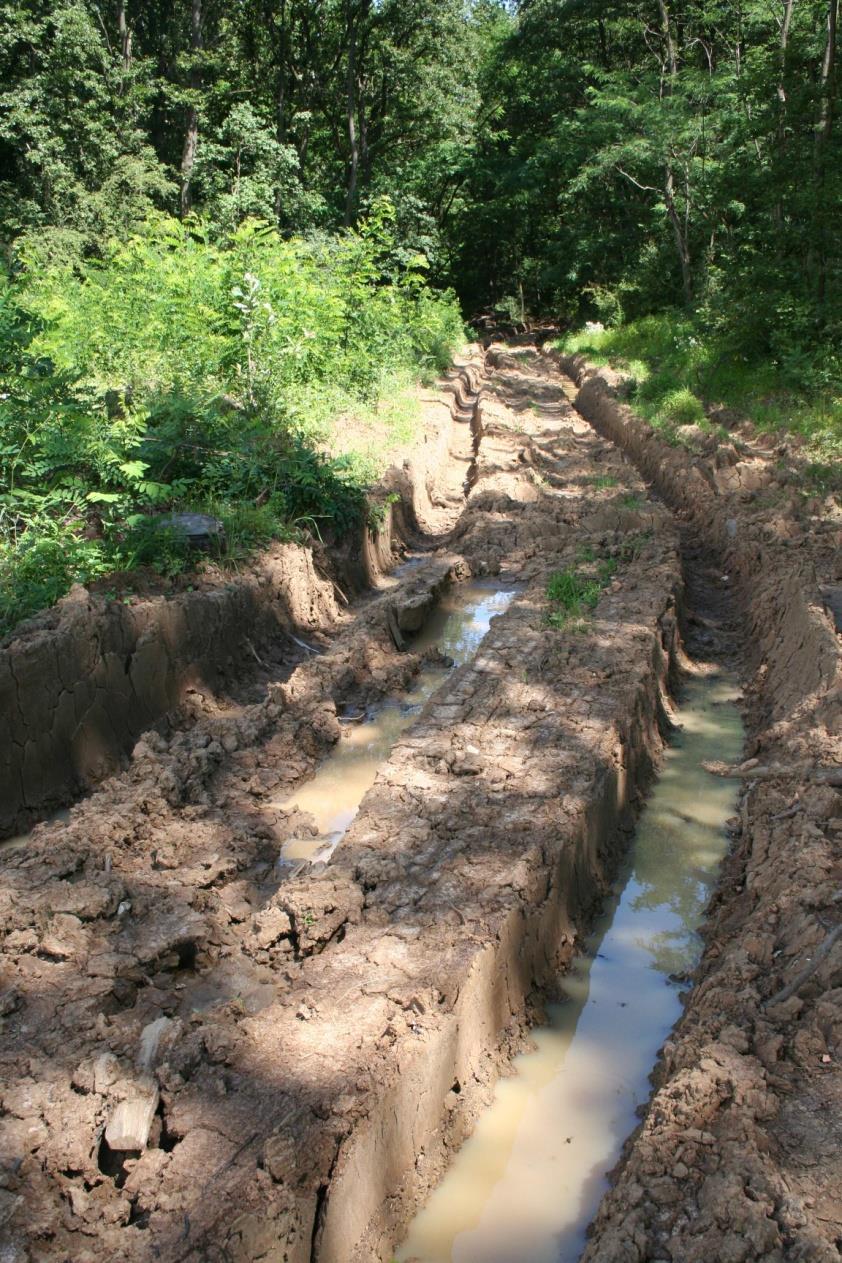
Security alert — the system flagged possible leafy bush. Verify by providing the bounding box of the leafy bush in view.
[560,313,842,462]
[658,388,706,427]
[0,203,463,634]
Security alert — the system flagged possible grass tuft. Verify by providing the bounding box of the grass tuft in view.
[545,557,617,628]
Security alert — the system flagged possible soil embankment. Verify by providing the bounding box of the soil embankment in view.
[556,353,842,1263]
[1,349,684,1261]
[0,358,483,839]
[1,345,839,1263]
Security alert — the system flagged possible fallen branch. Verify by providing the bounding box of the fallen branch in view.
[287,633,321,656]
[764,924,842,1009]
[244,637,266,667]
[387,606,407,652]
[314,562,349,606]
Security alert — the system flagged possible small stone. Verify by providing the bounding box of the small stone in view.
[263,1133,297,1182]
[252,906,292,949]
[0,989,22,1017]
[157,512,225,552]
[71,1061,95,1094]
[40,914,85,960]
[0,1188,22,1228]
[0,1116,48,1158]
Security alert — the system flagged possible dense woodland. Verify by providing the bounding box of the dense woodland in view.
[1,0,840,630]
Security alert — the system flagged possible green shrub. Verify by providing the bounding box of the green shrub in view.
[0,204,464,634]
[559,312,842,462]
[545,557,618,629]
[656,388,706,427]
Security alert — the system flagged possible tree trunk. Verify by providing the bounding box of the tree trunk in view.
[277,0,288,144]
[813,0,838,304]
[343,2,360,227]
[773,0,796,230]
[664,167,693,304]
[117,0,132,69]
[815,0,838,156]
[597,18,610,69]
[180,0,203,218]
[657,0,692,303]
[273,0,289,223]
[657,0,678,81]
[777,0,795,108]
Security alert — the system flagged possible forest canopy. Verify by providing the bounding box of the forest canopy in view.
[1,0,840,630]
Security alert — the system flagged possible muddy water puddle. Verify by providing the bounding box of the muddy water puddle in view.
[396,670,744,1263]
[1,808,70,856]
[277,581,517,864]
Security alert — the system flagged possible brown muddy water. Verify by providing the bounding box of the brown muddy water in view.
[0,808,70,855]
[276,580,518,864]
[395,669,744,1263]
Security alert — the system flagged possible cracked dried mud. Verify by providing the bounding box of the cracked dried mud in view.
[1,344,840,1263]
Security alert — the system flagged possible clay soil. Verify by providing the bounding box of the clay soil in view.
[1,345,840,1263]
[556,354,842,1263]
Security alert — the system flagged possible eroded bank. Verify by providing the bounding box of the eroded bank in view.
[1,348,687,1262]
[3,341,837,1263]
[0,356,484,839]
[554,351,842,1263]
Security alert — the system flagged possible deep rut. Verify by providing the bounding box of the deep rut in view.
[1,344,838,1263]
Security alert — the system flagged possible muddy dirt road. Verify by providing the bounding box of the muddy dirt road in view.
[1,345,840,1263]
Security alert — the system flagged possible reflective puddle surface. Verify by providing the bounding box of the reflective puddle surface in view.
[396,670,744,1263]
[277,581,517,864]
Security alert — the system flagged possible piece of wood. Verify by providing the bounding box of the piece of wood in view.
[105,1083,159,1151]
[764,924,842,1009]
[387,606,407,652]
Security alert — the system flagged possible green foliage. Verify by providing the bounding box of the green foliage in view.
[447,0,842,427]
[0,524,109,632]
[619,492,644,510]
[0,0,498,271]
[545,558,616,629]
[3,0,840,627]
[0,1,174,248]
[191,103,303,234]
[560,314,842,464]
[366,493,401,536]
[0,208,462,634]
[658,389,707,428]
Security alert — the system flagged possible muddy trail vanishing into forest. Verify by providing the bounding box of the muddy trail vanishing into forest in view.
[0,345,840,1263]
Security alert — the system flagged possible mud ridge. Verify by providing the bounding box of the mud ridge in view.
[0,355,485,839]
[554,352,842,1262]
[2,350,687,1262]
